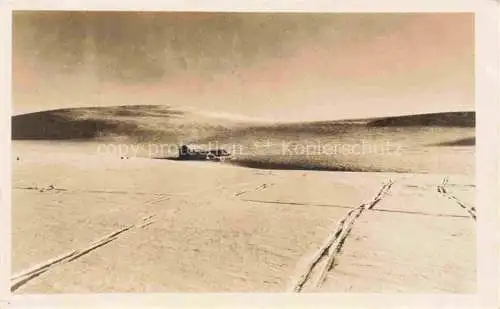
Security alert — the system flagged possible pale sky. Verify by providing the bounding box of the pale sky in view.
[12,12,474,121]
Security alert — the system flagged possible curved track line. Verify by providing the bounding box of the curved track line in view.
[437,177,476,220]
[10,215,156,292]
[289,180,394,292]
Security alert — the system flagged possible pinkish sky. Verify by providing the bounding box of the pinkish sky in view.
[12,12,474,121]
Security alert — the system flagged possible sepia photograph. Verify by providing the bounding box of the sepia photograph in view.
[9,11,478,294]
